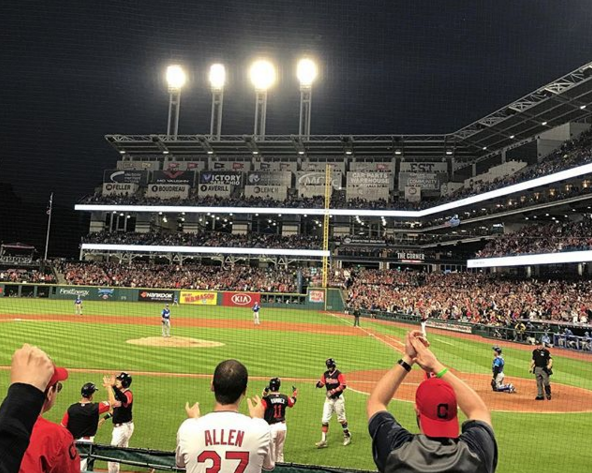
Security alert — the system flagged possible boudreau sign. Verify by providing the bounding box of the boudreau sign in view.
[145,184,190,199]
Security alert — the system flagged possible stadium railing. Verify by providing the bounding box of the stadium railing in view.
[77,443,376,473]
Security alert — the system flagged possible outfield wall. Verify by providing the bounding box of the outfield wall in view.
[0,283,345,312]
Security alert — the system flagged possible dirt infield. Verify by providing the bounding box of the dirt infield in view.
[126,336,224,348]
[0,313,363,337]
[347,368,592,413]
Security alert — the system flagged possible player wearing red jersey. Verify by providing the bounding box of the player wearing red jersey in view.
[261,378,297,463]
[315,358,351,448]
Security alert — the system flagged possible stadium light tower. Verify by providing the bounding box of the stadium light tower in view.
[250,60,276,139]
[166,65,186,138]
[297,58,318,138]
[209,64,226,140]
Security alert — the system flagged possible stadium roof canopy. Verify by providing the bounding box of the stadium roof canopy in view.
[105,62,592,164]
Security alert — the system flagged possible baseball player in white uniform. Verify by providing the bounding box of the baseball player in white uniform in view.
[176,359,274,473]
[315,358,351,448]
[103,372,134,473]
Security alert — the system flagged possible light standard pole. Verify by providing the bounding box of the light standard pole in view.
[250,60,276,139]
[209,64,226,141]
[166,65,186,138]
[297,58,318,139]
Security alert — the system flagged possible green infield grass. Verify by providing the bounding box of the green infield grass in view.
[0,299,591,472]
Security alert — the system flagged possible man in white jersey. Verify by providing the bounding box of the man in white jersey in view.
[176,359,274,473]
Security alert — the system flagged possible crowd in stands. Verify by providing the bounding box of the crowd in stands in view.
[345,270,592,326]
[83,231,321,249]
[0,268,56,284]
[82,129,592,214]
[55,262,299,292]
[476,217,592,258]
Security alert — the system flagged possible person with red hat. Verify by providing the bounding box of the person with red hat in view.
[19,361,80,473]
[367,330,498,473]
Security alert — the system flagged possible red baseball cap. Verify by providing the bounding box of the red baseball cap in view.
[48,365,69,388]
[415,377,459,438]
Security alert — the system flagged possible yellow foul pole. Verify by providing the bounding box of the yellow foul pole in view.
[321,164,331,290]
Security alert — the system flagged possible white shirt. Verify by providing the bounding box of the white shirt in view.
[176,411,274,473]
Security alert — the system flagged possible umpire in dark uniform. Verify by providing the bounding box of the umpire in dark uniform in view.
[530,340,553,400]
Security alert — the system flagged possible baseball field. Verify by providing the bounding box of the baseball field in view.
[0,298,591,473]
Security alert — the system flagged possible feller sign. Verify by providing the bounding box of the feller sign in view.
[180,291,217,305]
[102,183,138,196]
[222,292,261,307]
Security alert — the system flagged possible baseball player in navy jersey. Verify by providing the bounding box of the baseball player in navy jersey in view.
[491,347,516,393]
[315,358,351,448]
[173,296,180,306]
[253,302,261,325]
[75,296,83,315]
[103,372,134,473]
[162,304,171,337]
[261,378,298,463]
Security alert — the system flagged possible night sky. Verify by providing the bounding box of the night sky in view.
[2,1,592,256]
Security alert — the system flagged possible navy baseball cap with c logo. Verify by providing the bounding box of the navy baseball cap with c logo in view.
[415,377,459,438]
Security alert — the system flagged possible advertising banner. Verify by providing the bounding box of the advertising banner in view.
[180,290,217,305]
[198,183,233,197]
[165,161,206,172]
[308,290,325,303]
[51,286,119,301]
[55,287,92,299]
[103,169,149,186]
[350,161,395,172]
[247,171,293,187]
[346,171,392,189]
[346,186,390,201]
[138,290,175,302]
[244,185,288,201]
[211,161,251,172]
[405,186,422,202]
[102,183,139,196]
[152,170,195,185]
[116,161,161,171]
[199,171,243,187]
[255,161,298,172]
[222,292,261,307]
[399,162,448,173]
[145,184,190,199]
[398,172,447,193]
[302,161,346,173]
[297,171,343,191]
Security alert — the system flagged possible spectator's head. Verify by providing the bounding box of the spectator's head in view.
[414,377,459,438]
[43,366,68,413]
[212,360,248,405]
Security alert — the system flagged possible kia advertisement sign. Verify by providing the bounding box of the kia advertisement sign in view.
[138,290,175,302]
[222,292,261,307]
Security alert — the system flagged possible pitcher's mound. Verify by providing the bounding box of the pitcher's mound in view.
[127,336,224,348]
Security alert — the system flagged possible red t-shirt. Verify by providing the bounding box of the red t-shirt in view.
[19,416,80,473]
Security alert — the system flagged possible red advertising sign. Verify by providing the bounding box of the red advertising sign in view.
[222,292,261,307]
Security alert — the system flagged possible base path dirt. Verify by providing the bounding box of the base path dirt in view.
[126,336,225,348]
[0,313,364,337]
[347,368,592,414]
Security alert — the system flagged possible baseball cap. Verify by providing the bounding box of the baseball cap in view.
[48,364,69,388]
[415,377,459,438]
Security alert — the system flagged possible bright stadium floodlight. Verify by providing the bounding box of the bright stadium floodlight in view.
[297,58,318,88]
[165,65,186,138]
[250,60,276,138]
[166,65,186,91]
[297,58,318,138]
[209,64,226,140]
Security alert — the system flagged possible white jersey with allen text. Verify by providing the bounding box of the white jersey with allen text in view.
[176,411,274,473]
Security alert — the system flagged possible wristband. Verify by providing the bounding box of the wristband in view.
[103,413,112,420]
[436,367,449,378]
[397,359,412,372]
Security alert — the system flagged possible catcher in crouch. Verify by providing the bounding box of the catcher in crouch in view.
[491,346,516,393]
[315,358,351,448]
